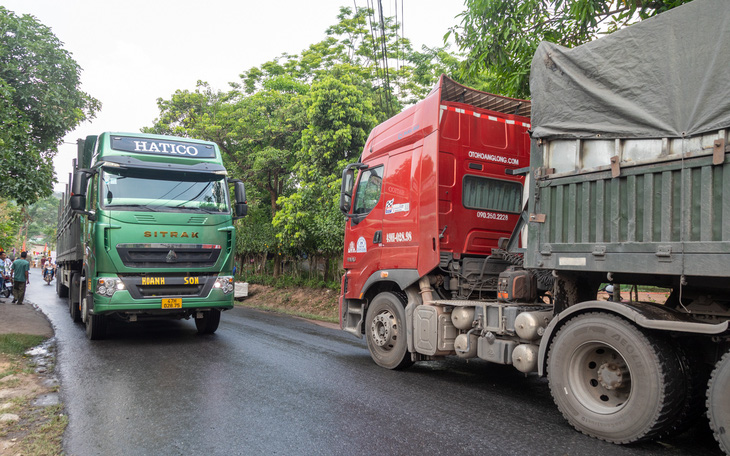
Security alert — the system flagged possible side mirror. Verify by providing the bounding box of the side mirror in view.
[71,170,88,197]
[233,180,246,203]
[70,169,95,220]
[70,195,86,211]
[235,202,248,218]
[339,168,355,215]
[232,180,248,219]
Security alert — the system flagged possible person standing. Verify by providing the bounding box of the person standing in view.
[2,252,10,273]
[0,251,7,276]
[0,251,9,303]
[10,251,30,305]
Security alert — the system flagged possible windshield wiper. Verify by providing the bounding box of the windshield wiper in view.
[174,206,225,214]
[106,204,162,212]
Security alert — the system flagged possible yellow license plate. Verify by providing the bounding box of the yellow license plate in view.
[161,298,182,309]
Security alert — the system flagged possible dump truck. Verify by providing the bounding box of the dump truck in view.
[56,132,247,339]
[338,0,730,451]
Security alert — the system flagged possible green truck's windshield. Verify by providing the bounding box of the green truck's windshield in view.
[100,168,229,213]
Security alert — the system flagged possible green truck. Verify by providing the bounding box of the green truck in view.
[56,132,247,339]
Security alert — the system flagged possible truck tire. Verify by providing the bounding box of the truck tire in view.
[70,298,82,323]
[707,350,730,454]
[658,342,708,438]
[84,294,107,340]
[364,292,413,370]
[195,309,221,334]
[69,273,81,323]
[57,267,69,298]
[547,312,684,443]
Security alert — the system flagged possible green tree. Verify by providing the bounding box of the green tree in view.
[146,78,306,277]
[0,7,100,205]
[235,204,277,275]
[241,6,450,117]
[449,0,692,98]
[274,72,379,280]
[25,195,60,249]
[147,5,461,281]
[0,198,22,253]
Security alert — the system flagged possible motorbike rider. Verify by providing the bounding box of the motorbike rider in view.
[43,260,54,283]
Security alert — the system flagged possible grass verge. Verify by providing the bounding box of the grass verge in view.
[0,334,46,356]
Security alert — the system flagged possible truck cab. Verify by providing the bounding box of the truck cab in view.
[58,132,247,339]
[339,75,531,344]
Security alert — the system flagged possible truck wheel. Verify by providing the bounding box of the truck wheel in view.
[659,342,708,438]
[707,350,730,454]
[57,268,69,298]
[70,297,82,323]
[84,294,107,340]
[69,279,82,323]
[68,273,81,323]
[68,273,79,321]
[365,292,413,370]
[195,309,221,334]
[547,312,683,443]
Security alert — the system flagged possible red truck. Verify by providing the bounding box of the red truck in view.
[339,75,531,369]
[338,1,730,450]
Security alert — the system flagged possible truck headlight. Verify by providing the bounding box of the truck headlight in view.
[97,278,125,297]
[214,276,234,294]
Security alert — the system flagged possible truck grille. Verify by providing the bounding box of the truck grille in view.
[116,243,221,268]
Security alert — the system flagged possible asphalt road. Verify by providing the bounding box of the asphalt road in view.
[26,276,723,456]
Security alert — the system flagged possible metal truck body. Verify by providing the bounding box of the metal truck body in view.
[57,132,247,339]
[338,0,730,451]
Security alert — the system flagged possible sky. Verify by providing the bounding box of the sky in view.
[2,0,467,193]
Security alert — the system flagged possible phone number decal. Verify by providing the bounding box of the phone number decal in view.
[477,212,508,221]
[386,231,413,243]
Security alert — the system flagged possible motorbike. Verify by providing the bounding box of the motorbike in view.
[1,274,11,299]
[43,267,54,285]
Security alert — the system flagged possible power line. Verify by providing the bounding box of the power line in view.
[396,0,406,72]
[365,0,386,114]
[377,0,393,116]
[395,0,399,73]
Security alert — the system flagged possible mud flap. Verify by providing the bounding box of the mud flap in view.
[342,299,364,338]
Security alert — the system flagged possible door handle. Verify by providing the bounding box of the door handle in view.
[373,230,382,244]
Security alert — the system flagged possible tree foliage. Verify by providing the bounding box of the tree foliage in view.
[148,6,458,280]
[274,72,378,263]
[0,198,22,252]
[0,7,100,205]
[25,195,60,247]
[449,0,693,98]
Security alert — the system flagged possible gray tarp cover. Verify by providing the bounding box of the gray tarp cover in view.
[530,0,730,140]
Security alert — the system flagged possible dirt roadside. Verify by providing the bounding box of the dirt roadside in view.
[0,297,59,455]
[237,283,340,327]
[0,300,54,338]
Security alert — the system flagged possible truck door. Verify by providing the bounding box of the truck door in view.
[343,159,386,297]
[83,174,98,284]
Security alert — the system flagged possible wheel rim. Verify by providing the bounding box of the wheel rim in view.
[370,310,399,350]
[567,341,631,414]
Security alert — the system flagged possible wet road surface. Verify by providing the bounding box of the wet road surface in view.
[26,276,723,456]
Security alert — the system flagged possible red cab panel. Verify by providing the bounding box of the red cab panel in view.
[342,76,531,300]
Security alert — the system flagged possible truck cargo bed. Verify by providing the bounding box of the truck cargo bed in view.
[526,128,730,278]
